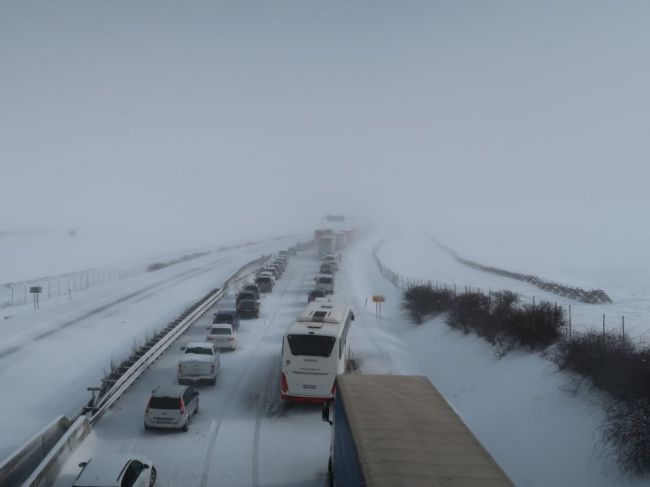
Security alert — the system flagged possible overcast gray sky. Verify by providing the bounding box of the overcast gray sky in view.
[2,1,650,258]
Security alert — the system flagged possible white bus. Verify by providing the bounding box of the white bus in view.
[281,301,354,403]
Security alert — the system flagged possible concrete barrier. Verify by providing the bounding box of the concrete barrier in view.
[21,415,91,487]
[0,416,70,487]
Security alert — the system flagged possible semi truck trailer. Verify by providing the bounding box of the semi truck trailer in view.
[322,374,514,487]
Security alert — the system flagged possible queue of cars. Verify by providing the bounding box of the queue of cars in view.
[144,250,293,432]
[308,252,339,300]
[72,250,296,486]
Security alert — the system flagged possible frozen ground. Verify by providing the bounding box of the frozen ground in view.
[0,236,299,463]
[44,232,650,486]
[5,230,650,487]
[377,230,650,341]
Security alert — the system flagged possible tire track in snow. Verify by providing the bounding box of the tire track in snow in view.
[0,257,231,361]
[252,259,312,487]
[340,251,396,373]
[200,261,303,487]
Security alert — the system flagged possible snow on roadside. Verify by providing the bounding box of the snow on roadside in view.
[343,231,650,487]
[377,231,650,340]
[0,238,298,463]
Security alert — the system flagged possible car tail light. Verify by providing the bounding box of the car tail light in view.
[177,364,182,373]
[228,337,234,341]
[211,364,216,373]
[179,398,186,414]
[331,383,337,395]
[146,398,152,415]
[281,372,288,393]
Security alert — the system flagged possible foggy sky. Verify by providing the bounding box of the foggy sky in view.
[2,1,650,259]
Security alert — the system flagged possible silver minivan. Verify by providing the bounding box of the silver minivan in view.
[144,384,199,432]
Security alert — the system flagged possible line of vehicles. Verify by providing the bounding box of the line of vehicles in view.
[281,228,514,486]
[70,224,513,487]
[281,248,351,403]
[71,249,296,487]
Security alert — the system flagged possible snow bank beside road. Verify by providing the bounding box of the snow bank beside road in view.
[344,232,650,486]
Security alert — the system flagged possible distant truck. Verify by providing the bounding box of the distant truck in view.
[322,374,514,487]
[318,236,336,259]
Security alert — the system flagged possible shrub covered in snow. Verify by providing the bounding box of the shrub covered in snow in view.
[401,285,454,323]
[402,286,565,352]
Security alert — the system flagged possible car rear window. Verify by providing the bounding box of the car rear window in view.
[150,396,180,409]
[213,313,234,324]
[318,277,332,284]
[257,277,271,283]
[210,327,232,335]
[287,334,336,357]
[186,347,212,355]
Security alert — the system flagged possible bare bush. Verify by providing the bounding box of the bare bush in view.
[401,285,453,324]
[603,399,650,475]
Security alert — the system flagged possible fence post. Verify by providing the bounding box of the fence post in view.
[622,315,625,344]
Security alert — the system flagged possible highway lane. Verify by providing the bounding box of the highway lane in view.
[54,251,333,487]
[0,238,297,463]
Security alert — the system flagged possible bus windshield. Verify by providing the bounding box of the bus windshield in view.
[287,334,336,357]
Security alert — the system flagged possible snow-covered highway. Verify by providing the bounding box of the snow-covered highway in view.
[53,251,334,487]
[0,239,298,464]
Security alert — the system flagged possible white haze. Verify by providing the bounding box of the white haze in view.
[2,1,650,276]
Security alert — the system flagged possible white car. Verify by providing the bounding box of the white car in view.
[324,254,339,271]
[144,384,199,432]
[178,342,220,385]
[73,454,156,487]
[206,324,237,350]
[315,273,334,294]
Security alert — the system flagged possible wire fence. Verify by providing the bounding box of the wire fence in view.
[0,264,147,310]
[428,235,611,304]
[372,240,633,342]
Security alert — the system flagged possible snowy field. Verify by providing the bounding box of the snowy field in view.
[38,233,649,486]
[377,230,650,342]
[3,229,649,486]
[0,235,300,463]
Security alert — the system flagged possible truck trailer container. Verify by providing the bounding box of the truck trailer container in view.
[318,236,336,259]
[323,374,513,487]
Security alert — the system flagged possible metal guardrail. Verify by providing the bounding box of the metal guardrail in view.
[88,253,270,423]
[0,253,271,487]
[88,287,225,424]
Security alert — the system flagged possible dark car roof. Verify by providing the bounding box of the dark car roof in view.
[214,310,237,322]
[238,299,258,307]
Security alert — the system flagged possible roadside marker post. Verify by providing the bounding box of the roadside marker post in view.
[372,295,385,320]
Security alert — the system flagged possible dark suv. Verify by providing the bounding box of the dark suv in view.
[242,284,260,299]
[237,299,260,319]
[236,290,257,305]
[213,310,240,330]
[308,289,327,302]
